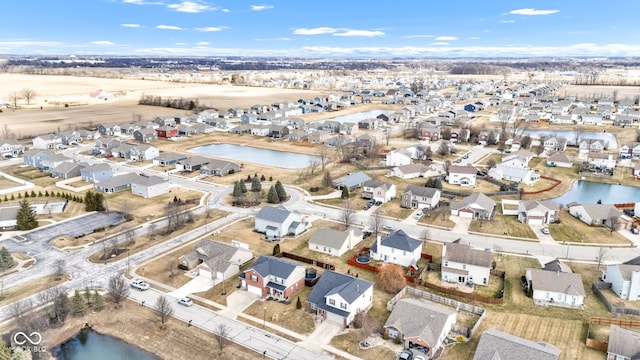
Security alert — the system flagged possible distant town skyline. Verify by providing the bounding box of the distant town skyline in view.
[3,1,640,58]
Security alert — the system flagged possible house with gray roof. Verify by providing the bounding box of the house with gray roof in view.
[133,128,158,143]
[442,239,492,286]
[178,239,253,282]
[542,259,572,273]
[569,204,620,228]
[80,163,112,183]
[448,165,477,186]
[517,200,559,225]
[362,180,396,203]
[254,205,307,240]
[546,152,573,168]
[0,139,24,158]
[153,152,188,167]
[0,206,19,229]
[130,174,169,198]
[32,134,62,150]
[525,268,585,308]
[401,185,440,209]
[604,255,640,301]
[23,149,53,169]
[473,329,560,360]
[306,270,373,327]
[389,163,431,179]
[200,158,240,176]
[332,171,371,192]
[450,193,496,220]
[607,325,640,360]
[240,256,306,300]
[51,162,84,179]
[370,230,422,267]
[384,298,457,357]
[40,153,72,172]
[308,228,361,257]
[93,173,139,194]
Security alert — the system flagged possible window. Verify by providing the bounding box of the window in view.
[444,261,448,267]
[340,303,347,310]
[250,274,258,282]
[329,299,335,306]
[462,264,466,270]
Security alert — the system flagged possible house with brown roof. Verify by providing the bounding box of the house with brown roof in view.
[442,240,492,286]
[401,185,440,209]
[517,200,559,225]
[568,204,620,227]
[546,152,573,168]
[389,163,430,179]
[308,228,361,257]
[362,180,396,203]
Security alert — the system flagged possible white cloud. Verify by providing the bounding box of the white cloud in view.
[255,37,293,41]
[402,35,434,39]
[91,41,115,45]
[122,0,164,5]
[430,42,449,46]
[251,5,273,11]
[221,8,229,12]
[156,25,183,30]
[334,30,384,37]
[196,42,210,46]
[168,1,213,13]
[195,26,228,32]
[435,36,457,41]
[293,27,338,35]
[120,23,141,28]
[509,8,559,16]
[469,37,480,40]
[500,20,515,23]
[174,42,188,46]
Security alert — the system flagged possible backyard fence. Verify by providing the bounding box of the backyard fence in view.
[590,316,640,327]
[592,282,640,316]
[521,176,562,195]
[275,251,335,271]
[419,280,504,305]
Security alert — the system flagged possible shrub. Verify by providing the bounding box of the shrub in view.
[178,264,189,271]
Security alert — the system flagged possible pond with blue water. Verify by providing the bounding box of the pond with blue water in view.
[551,180,640,206]
[189,143,321,169]
[55,328,159,360]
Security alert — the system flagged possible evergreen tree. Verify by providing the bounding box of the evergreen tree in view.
[433,178,443,190]
[24,191,29,198]
[296,296,302,310]
[72,290,87,316]
[267,185,280,203]
[275,180,287,201]
[0,247,13,268]
[38,191,43,197]
[269,176,273,181]
[10,194,14,201]
[16,200,38,230]
[246,174,252,182]
[251,176,262,192]
[232,181,243,197]
[322,171,333,188]
[239,181,247,193]
[260,174,266,181]
[44,190,49,197]
[92,290,104,311]
[54,292,71,323]
[30,190,36,197]
[272,243,281,256]
[84,286,92,307]
[341,186,349,199]
[3,194,7,201]
[85,191,95,211]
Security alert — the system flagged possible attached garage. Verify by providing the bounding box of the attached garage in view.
[326,310,345,325]
[247,285,263,297]
[458,208,474,219]
[198,266,213,280]
[526,217,544,225]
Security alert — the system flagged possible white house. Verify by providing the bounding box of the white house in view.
[254,205,306,240]
[401,185,440,209]
[605,260,640,301]
[385,149,412,166]
[305,270,373,327]
[517,200,559,225]
[525,268,585,307]
[546,152,573,168]
[442,240,492,286]
[32,134,62,150]
[178,239,253,282]
[447,165,477,186]
[370,230,422,267]
[308,228,360,257]
[489,164,540,185]
[450,193,496,220]
[361,180,396,203]
[389,163,431,179]
[130,175,169,198]
[568,204,619,227]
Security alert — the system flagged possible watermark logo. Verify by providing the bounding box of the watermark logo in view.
[13,331,46,353]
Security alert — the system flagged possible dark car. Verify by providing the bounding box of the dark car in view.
[398,350,413,360]
[375,200,382,206]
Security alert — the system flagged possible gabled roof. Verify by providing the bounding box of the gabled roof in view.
[131,174,166,187]
[306,270,373,317]
[247,256,302,279]
[473,329,561,360]
[309,228,349,249]
[521,200,559,212]
[256,205,295,224]
[450,193,495,212]
[183,239,251,272]
[449,165,477,175]
[527,268,585,296]
[444,241,492,268]
[333,171,371,189]
[569,204,619,220]
[403,184,439,198]
[363,180,393,190]
[384,298,456,348]
[612,264,640,281]
[52,162,83,174]
[547,152,572,163]
[372,230,421,252]
[608,325,640,358]
[542,259,572,273]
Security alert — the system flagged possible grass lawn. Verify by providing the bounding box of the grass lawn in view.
[330,332,397,360]
[0,274,70,307]
[243,288,316,336]
[0,176,21,190]
[379,198,413,220]
[420,206,456,229]
[549,209,631,245]
[468,207,537,239]
[476,153,502,167]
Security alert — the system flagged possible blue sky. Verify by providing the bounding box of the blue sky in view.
[2,1,639,57]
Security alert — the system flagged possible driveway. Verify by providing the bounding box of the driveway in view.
[299,321,343,352]
[528,224,555,244]
[218,289,259,319]
[168,276,213,299]
[450,216,472,233]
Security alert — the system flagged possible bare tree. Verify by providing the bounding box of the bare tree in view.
[596,247,607,270]
[307,158,320,177]
[607,213,621,233]
[369,210,386,239]
[124,226,135,246]
[354,311,381,346]
[510,117,529,139]
[1,125,12,139]
[421,228,431,242]
[214,323,231,354]
[321,170,333,188]
[497,106,513,136]
[21,88,36,105]
[54,259,66,277]
[383,129,391,146]
[9,92,20,109]
[340,200,356,230]
[318,147,330,171]
[155,295,174,328]
[107,272,130,307]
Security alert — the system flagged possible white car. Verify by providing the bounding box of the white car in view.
[540,227,550,235]
[178,297,193,307]
[383,225,395,231]
[130,279,150,291]
[414,211,423,219]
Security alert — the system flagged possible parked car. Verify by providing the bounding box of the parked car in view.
[131,279,150,291]
[463,153,469,159]
[375,200,382,206]
[178,297,193,307]
[383,225,395,231]
[540,227,550,235]
[414,211,423,220]
[398,349,414,360]
[631,227,639,235]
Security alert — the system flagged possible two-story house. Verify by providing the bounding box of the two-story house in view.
[442,240,492,286]
[240,256,306,300]
[604,255,640,301]
[517,200,559,225]
[361,180,396,203]
[254,205,307,240]
[0,139,24,158]
[401,185,440,209]
[305,270,373,327]
[370,230,422,267]
[447,165,477,186]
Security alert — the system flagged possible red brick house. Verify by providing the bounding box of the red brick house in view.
[156,125,178,139]
[240,256,306,300]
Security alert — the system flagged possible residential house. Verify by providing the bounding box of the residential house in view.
[401,185,441,209]
[93,173,138,194]
[579,139,606,153]
[501,150,534,168]
[473,329,561,360]
[153,152,188,167]
[569,204,620,227]
[55,130,82,145]
[0,139,24,157]
[130,174,169,198]
[389,164,431,179]
[176,156,212,173]
[355,134,376,149]
[361,180,396,203]
[51,162,84,179]
[357,118,379,130]
[32,134,62,149]
[525,268,585,307]
[269,125,290,139]
[517,200,559,225]
[0,206,19,230]
[94,138,121,155]
[442,240,492,286]
[22,149,51,169]
[607,325,640,360]
[127,144,159,162]
[308,130,331,144]
[546,153,573,168]
[285,129,309,142]
[40,153,71,172]
[178,239,253,281]
[370,230,422,267]
[448,165,477,186]
[156,125,178,139]
[385,298,457,357]
[97,124,121,136]
[587,152,616,170]
[488,164,540,185]
[305,270,373,327]
[450,193,496,220]
[332,171,371,191]
[254,205,307,240]
[240,256,306,300]
[80,163,112,183]
[133,128,158,143]
[201,159,241,176]
[604,256,640,301]
[385,149,412,166]
[579,114,603,126]
[308,228,361,257]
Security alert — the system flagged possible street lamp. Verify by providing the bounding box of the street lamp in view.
[263,306,267,328]
[221,272,227,296]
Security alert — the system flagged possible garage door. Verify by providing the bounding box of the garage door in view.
[247,285,263,297]
[198,268,212,279]
[528,218,544,226]
[326,310,344,325]
[458,209,474,219]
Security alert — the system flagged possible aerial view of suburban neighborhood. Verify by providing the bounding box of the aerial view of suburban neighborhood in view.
[2,2,640,360]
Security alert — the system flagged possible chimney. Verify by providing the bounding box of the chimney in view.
[356,283,360,293]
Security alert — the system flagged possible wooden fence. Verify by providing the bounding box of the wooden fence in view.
[590,316,640,327]
[419,280,504,305]
[346,248,432,283]
[592,282,640,316]
[276,251,335,271]
[585,338,608,352]
[521,176,561,195]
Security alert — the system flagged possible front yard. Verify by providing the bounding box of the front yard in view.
[549,209,631,245]
[467,207,537,239]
